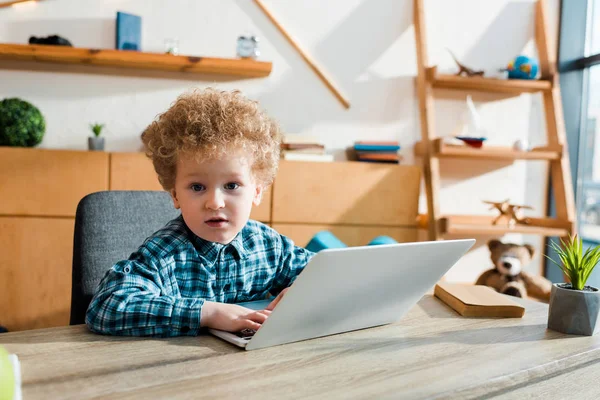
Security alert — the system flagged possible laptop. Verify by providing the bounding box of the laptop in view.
[208,238,475,350]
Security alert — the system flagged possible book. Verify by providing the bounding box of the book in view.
[356,152,401,162]
[434,281,525,318]
[281,143,325,151]
[353,143,400,152]
[355,141,400,145]
[282,148,326,155]
[283,134,321,144]
[282,152,334,162]
[116,11,142,51]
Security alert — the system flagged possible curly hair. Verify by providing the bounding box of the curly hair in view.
[141,88,282,191]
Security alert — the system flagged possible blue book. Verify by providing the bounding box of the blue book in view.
[354,143,400,152]
[116,11,141,51]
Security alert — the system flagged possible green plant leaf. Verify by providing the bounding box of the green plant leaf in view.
[547,234,600,290]
[90,123,105,137]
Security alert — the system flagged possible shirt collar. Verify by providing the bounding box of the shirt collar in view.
[182,217,247,260]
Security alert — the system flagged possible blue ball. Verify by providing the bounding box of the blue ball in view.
[368,236,398,246]
[305,231,347,253]
[507,55,539,80]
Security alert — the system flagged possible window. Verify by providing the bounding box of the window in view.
[591,0,600,55]
[580,65,600,241]
[550,0,600,285]
[575,0,600,243]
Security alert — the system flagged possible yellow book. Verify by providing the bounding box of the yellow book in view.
[434,281,525,318]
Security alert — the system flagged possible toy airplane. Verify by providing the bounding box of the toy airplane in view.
[447,48,484,77]
[483,199,533,227]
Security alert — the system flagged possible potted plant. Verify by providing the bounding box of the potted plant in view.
[0,97,46,147]
[546,235,600,336]
[89,123,105,151]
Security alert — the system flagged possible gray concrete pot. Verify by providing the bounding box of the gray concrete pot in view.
[88,136,105,151]
[547,283,600,336]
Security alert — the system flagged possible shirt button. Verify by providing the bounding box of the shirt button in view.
[124,266,131,273]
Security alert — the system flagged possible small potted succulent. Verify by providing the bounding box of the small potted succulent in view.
[88,123,105,151]
[546,235,600,336]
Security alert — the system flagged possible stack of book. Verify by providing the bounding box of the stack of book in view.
[353,141,401,163]
[281,134,334,162]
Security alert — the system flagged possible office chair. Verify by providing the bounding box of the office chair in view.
[70,191,179,325]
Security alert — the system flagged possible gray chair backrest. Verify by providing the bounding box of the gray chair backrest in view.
[70,191,180,325]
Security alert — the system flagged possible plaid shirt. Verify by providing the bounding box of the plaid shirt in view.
[85,215,314,337]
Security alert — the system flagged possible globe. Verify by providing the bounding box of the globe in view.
[507,55,539,80]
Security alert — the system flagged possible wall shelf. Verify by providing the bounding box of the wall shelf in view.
[426,67,552,94]
[414,138,562,161]
[417,214,570,237]
[414,0,575,244]
[0,43,272,78]
[0,0,40,8]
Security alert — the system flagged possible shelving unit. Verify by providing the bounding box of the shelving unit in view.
[417,215,570,237]
[427,67,553,94]
[413,0,575,242]
[0,43,272,78]
[414,138,562,161]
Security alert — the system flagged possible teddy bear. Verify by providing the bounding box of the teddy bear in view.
[475,239,553,302]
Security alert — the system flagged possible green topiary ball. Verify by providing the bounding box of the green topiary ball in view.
[0,98,46,147]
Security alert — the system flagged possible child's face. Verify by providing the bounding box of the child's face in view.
[170,150,263,244]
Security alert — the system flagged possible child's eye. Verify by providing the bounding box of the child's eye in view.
[224,182,239,190]
[190,184,205,192]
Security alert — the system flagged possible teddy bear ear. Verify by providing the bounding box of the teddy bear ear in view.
[524,244,535,258]
[488,239,502,251]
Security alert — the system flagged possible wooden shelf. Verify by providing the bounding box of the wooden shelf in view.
[426,67,552,94]
[0,43,272,78]
[0,0,40,8]
[417,214,570,237]
[414,138,562,161]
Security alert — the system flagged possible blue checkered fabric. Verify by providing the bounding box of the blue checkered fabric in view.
[85,215,314,337]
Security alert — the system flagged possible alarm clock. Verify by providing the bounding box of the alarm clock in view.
[236,35,260,59]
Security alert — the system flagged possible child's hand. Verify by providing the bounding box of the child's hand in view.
[201,301,271,332]
[267,287,289,311]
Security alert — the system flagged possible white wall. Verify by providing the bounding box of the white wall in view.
[0,0,560,282]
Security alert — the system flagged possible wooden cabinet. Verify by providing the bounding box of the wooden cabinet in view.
[0,148,420,331]
[272,161,421,246]
[0,217,74,330]
[0,148,109,216]
[0,148,110,331]
[108,152,272,222]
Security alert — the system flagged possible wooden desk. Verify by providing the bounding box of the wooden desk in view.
[2,295,600,399]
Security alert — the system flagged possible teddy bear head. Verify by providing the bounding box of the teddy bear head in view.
[488,239,535,277]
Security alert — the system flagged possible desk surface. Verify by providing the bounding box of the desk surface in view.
[2,295,600,399]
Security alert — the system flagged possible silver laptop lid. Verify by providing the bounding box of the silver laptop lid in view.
[245,239,475,350]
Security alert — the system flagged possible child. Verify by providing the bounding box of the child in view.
[85,88,314,337]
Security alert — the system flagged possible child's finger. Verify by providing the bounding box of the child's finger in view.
[244,320,261,330]
[249,311,269,323]
[266,297,279,311]
[266,288,289,310]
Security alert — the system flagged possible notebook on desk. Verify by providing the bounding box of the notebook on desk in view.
[434,281,525,318]
[209,238,475,350]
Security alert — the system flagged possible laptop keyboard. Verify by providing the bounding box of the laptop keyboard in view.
[235,328,256,339]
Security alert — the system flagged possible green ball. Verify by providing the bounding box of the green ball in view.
[0,97,46,147]
[0,345,15,400]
